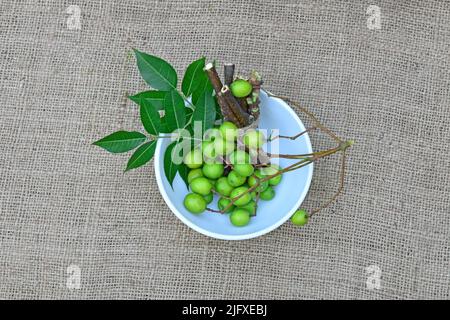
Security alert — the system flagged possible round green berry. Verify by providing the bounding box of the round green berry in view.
[187,168,203,184]
[260,164,283,185]
[230,186,252,207]
[203,192,213,204]
[202,141,217,161]
[239,200,256,216]
[248,171,269,192]
[203,128,222,142]
[291,209,308,226]
[218,197,234,213]
[215,177,234,196]
[202,163,224,179]
[230,208,251,226]
[213,138,235,155]
[259,164,279,175]
[230,79,253,98]
[227,170,246,187]
[243,130,265,149]
[233,163,254,177]
[184,148,203,169]
[229,150,251,165]
[259,186,275,201]
[189,177,212,196]
[268,174,282,186]
[183,193,206,214]
[219,121,238,141]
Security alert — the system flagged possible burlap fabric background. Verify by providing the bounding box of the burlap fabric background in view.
[1,0,449,300]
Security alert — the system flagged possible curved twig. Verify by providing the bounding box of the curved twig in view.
[309,151,347,217]
[267,93,343,144]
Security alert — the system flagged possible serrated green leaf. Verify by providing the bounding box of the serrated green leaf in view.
[182,57,206,97]
[177,163,190,190]
[140,97,161,135]
[164,142,180,188]
[134,49,177,91]
[125,140,157,171]
[93,131,147,153]
[192,90,216,134]
[164,89,186,132]
[129,91,166,111]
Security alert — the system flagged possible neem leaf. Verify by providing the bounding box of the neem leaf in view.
[93,131,147,153]
[214,95,223,120]
[182,57,206,97]
[192,89,216,134]
[164,142,180,188]
[134,49,177,91]
[139,97,161,135]
[185,107,193,124]
[192,79,213,105]
[129,90,166,111]
[164,89,186,132]
[177,163,190,190]
[125,140,157,171]
[214,97,223,120]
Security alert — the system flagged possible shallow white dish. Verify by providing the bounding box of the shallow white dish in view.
[154,91,313,240]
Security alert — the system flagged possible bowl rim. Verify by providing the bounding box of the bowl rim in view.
[154,92,313,240]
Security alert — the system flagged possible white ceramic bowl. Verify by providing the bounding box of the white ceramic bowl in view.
[154,91,313,240]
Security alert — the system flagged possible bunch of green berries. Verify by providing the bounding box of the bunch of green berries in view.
[182,121,284,227]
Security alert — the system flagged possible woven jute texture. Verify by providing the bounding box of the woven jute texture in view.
[1,0,449,300]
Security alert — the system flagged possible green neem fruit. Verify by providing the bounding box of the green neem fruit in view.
[269,175,282,186]
[219,121,238,141]
[260,164,283,186]
[184,148,203,169]
[187,168,204,184]
[201,140,209,150]
[233,164,254,177]
[248,171,269,192]
[243,130,265,149]
[230,79,253,98]
[218,197,234,213]
[259,164,280,175]
[259,186,275,201]
[230,186,251,207]
[291,209,308,226]
[203,192,213,204]
[202,163,224,179]
[203,128,222,142]
[189,177,212,196]
[202,141,216,161]
[239,200,256,216]
[229,150,251,165]
[230,208,251,226]
[213,138,235,155]
[183,193,206,214]
[215,177,234,196]
[227,170,246,187]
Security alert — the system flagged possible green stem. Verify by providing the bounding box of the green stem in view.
[221,157,313,213]
[180,92,195,110]
[220,142,352,213]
